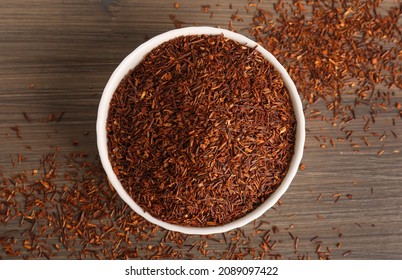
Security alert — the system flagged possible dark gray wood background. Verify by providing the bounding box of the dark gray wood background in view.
[1,0,401,259]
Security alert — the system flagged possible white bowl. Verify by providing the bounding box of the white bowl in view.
[97,26,305,235]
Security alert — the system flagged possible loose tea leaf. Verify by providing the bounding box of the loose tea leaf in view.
[107,34,296,227]
[249,0,402,149]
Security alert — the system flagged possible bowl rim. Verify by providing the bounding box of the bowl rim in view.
[96,26,305,235]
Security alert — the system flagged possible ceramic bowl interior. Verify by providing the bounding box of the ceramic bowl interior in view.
[96,26,305,235]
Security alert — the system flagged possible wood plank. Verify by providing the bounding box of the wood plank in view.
[0,0,401,259]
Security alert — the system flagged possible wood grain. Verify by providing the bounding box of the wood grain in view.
[1,0,401,259]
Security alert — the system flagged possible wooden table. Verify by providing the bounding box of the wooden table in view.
[1,0,401,260]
